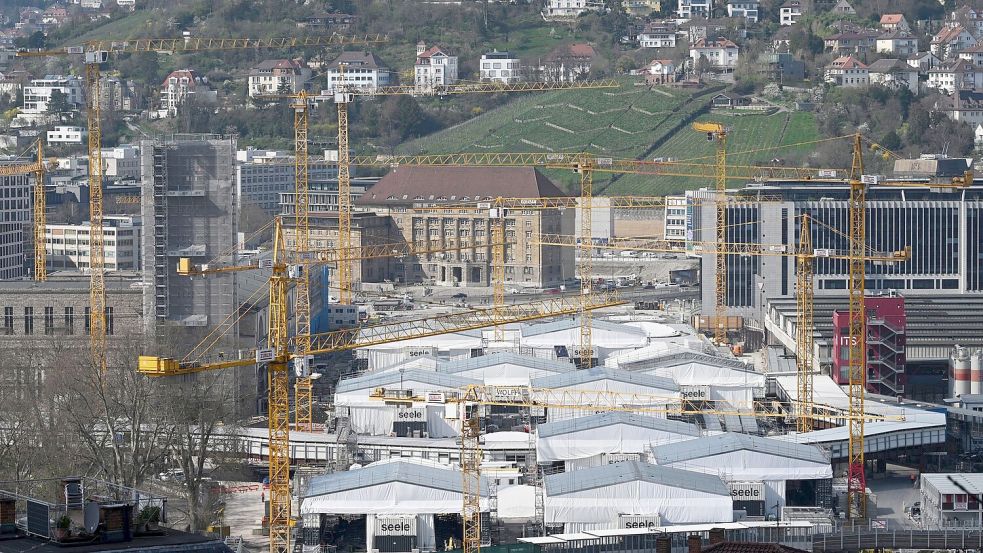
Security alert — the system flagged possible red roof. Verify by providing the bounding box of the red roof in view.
[933,25,969,44]
[417,46,450,59]
[880,14,905,25]
[829,55,867,69]
[161,69,206,88]
[693,37,738,49]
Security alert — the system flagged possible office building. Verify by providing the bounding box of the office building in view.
[0,161,34,279]
[356,166,575,287]
[45,215,142,272]
[236,148,344,216]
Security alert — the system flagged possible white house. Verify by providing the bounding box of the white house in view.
[945,89,983,126]
[46,125,85,144]
[727,0,759,22]
[876,31,918,56]
[879,13,910,33]
[949,5,983,37]
[414,42,459,90]
[975,123,983,145]
[325,51,393,92]
[907,51,941,73]
[646,59,678,84]
[959,44,983,67]
[779,0,802,26]
[831,0,855,14]
[158,69,216,117]
[247,59,311,98]
[931,25,977,61]
[690,37,740,72]
[542,0,606,19]
[928,59,983,94]
[22,75,84,114]
[480,50,522,83]
[638,21,677,48]
[867,58,919,93]
[677,0,712,19]
[825,55,869,87]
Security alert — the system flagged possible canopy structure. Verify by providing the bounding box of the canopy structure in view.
[531,367,680,422]
[355,329,484,370]
[376,356,440,374]
[544,460,732,531]
[302,459,490,515]
[537,412,701,469]
[621,321,682,339]
[518,317,649,362]
[624,352,765,406]
[437,352,575,386]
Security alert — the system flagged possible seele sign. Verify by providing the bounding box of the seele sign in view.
[728,482,764,500]
[395,407,426,421]
[680,385,709,401]
[375,515,417,536]
[618,514,660,529]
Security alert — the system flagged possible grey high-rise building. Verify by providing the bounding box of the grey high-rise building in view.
[139,135,238,329]
[0,162,34,280]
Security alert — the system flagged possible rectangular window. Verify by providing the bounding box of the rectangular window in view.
[3,307,12,335]
[65,307,74,335]
[24,307,33,335]
[84,307,91,335]
[44,306,54,335]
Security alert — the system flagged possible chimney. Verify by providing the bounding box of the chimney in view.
[709,528,726,546]
[655,536,672,553]
[688,534,702,553]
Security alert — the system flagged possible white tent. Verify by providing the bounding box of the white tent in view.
[531,367,680,422]
[355,330,483,370]
[649,433,833,510]
[537,412,702,471]
[638,358,765,406]
[375,356,440,374]
[622,321,681,339]
[518,318,649,363]
[302,460,490,551]
[544,460,732,532]
[437,352,575,386]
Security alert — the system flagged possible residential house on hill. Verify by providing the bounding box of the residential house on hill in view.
[159,69,215,118]
[931,25,977,60]
[690,37,740,72]
[907,51,941,73]
[880,14,910,33]
[677,0,712,19]
[772,27,794,51]
[943,89,983,126]
[639,21,677,48]
[825,55,868,87]
[877,31,918,56]
[301,13,356,31]
[867,58,918,92]
[757,52,805,81]
[645,59,678,84]
[779,0,802,26]
[727,0,760,22]
[831,0,855,15]
[949,6,983,37]
[480,50,522,83]
[928,58,983,94]
[958,43,983,67]
[325,51,393,92]
[247,59,311,98]
[414,43,459,89]
[824,31,879,55]
[543,0,606,19]
[540,43,597,82]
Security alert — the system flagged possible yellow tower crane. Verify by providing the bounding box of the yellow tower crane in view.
[140,218,626,553]
[0,140,55,281]
[18,33,385,380]
[691,122,728,344]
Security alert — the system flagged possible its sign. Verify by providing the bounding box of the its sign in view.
[618,514,659,529]
[376,515,416,536]
[818,170,838,178]
[728,482,764,500]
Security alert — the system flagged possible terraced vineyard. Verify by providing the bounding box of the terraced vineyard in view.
[399,80,822,195]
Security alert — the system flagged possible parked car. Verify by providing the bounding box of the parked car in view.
[451,292,467,299]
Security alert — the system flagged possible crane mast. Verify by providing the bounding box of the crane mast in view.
[796,214,815,433]
[847,134,867,518]
[293,92,313,432]
[86,62,107,374]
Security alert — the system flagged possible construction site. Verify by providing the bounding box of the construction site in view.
[3,34,983,553]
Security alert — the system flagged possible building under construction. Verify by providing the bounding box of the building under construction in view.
[139,134,238,330]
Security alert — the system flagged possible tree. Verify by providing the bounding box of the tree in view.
[879,129,901,151]
[906,105,930,144]
[14,31,46,50]
[47,90,72,117]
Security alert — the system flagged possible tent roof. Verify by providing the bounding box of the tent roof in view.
[336,369,478,394]
[306,460,489,497]
[438,352,576,376]
[537,412,701,439]
[650,433,829,465]
[623,350,750,371]
[531,366,679,392]
[521,317,648,339]
[545,460,729,496]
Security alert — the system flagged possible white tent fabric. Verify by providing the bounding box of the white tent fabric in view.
[537,422,699,462]
[656,449,832,481]
[349,405,395,435]
[622,321,681,338]
[376,356,440,374]
[443,361,570,386]
[359,333,482,370]
[366,514,435,551]
[303,481,488,514]
[498,485,537,521]
[544,465,732,527]
[335,377,470,407]
[641,362,765,406]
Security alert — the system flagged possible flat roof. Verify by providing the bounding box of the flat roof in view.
[922,473,983,495]
[545,460,729,496]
